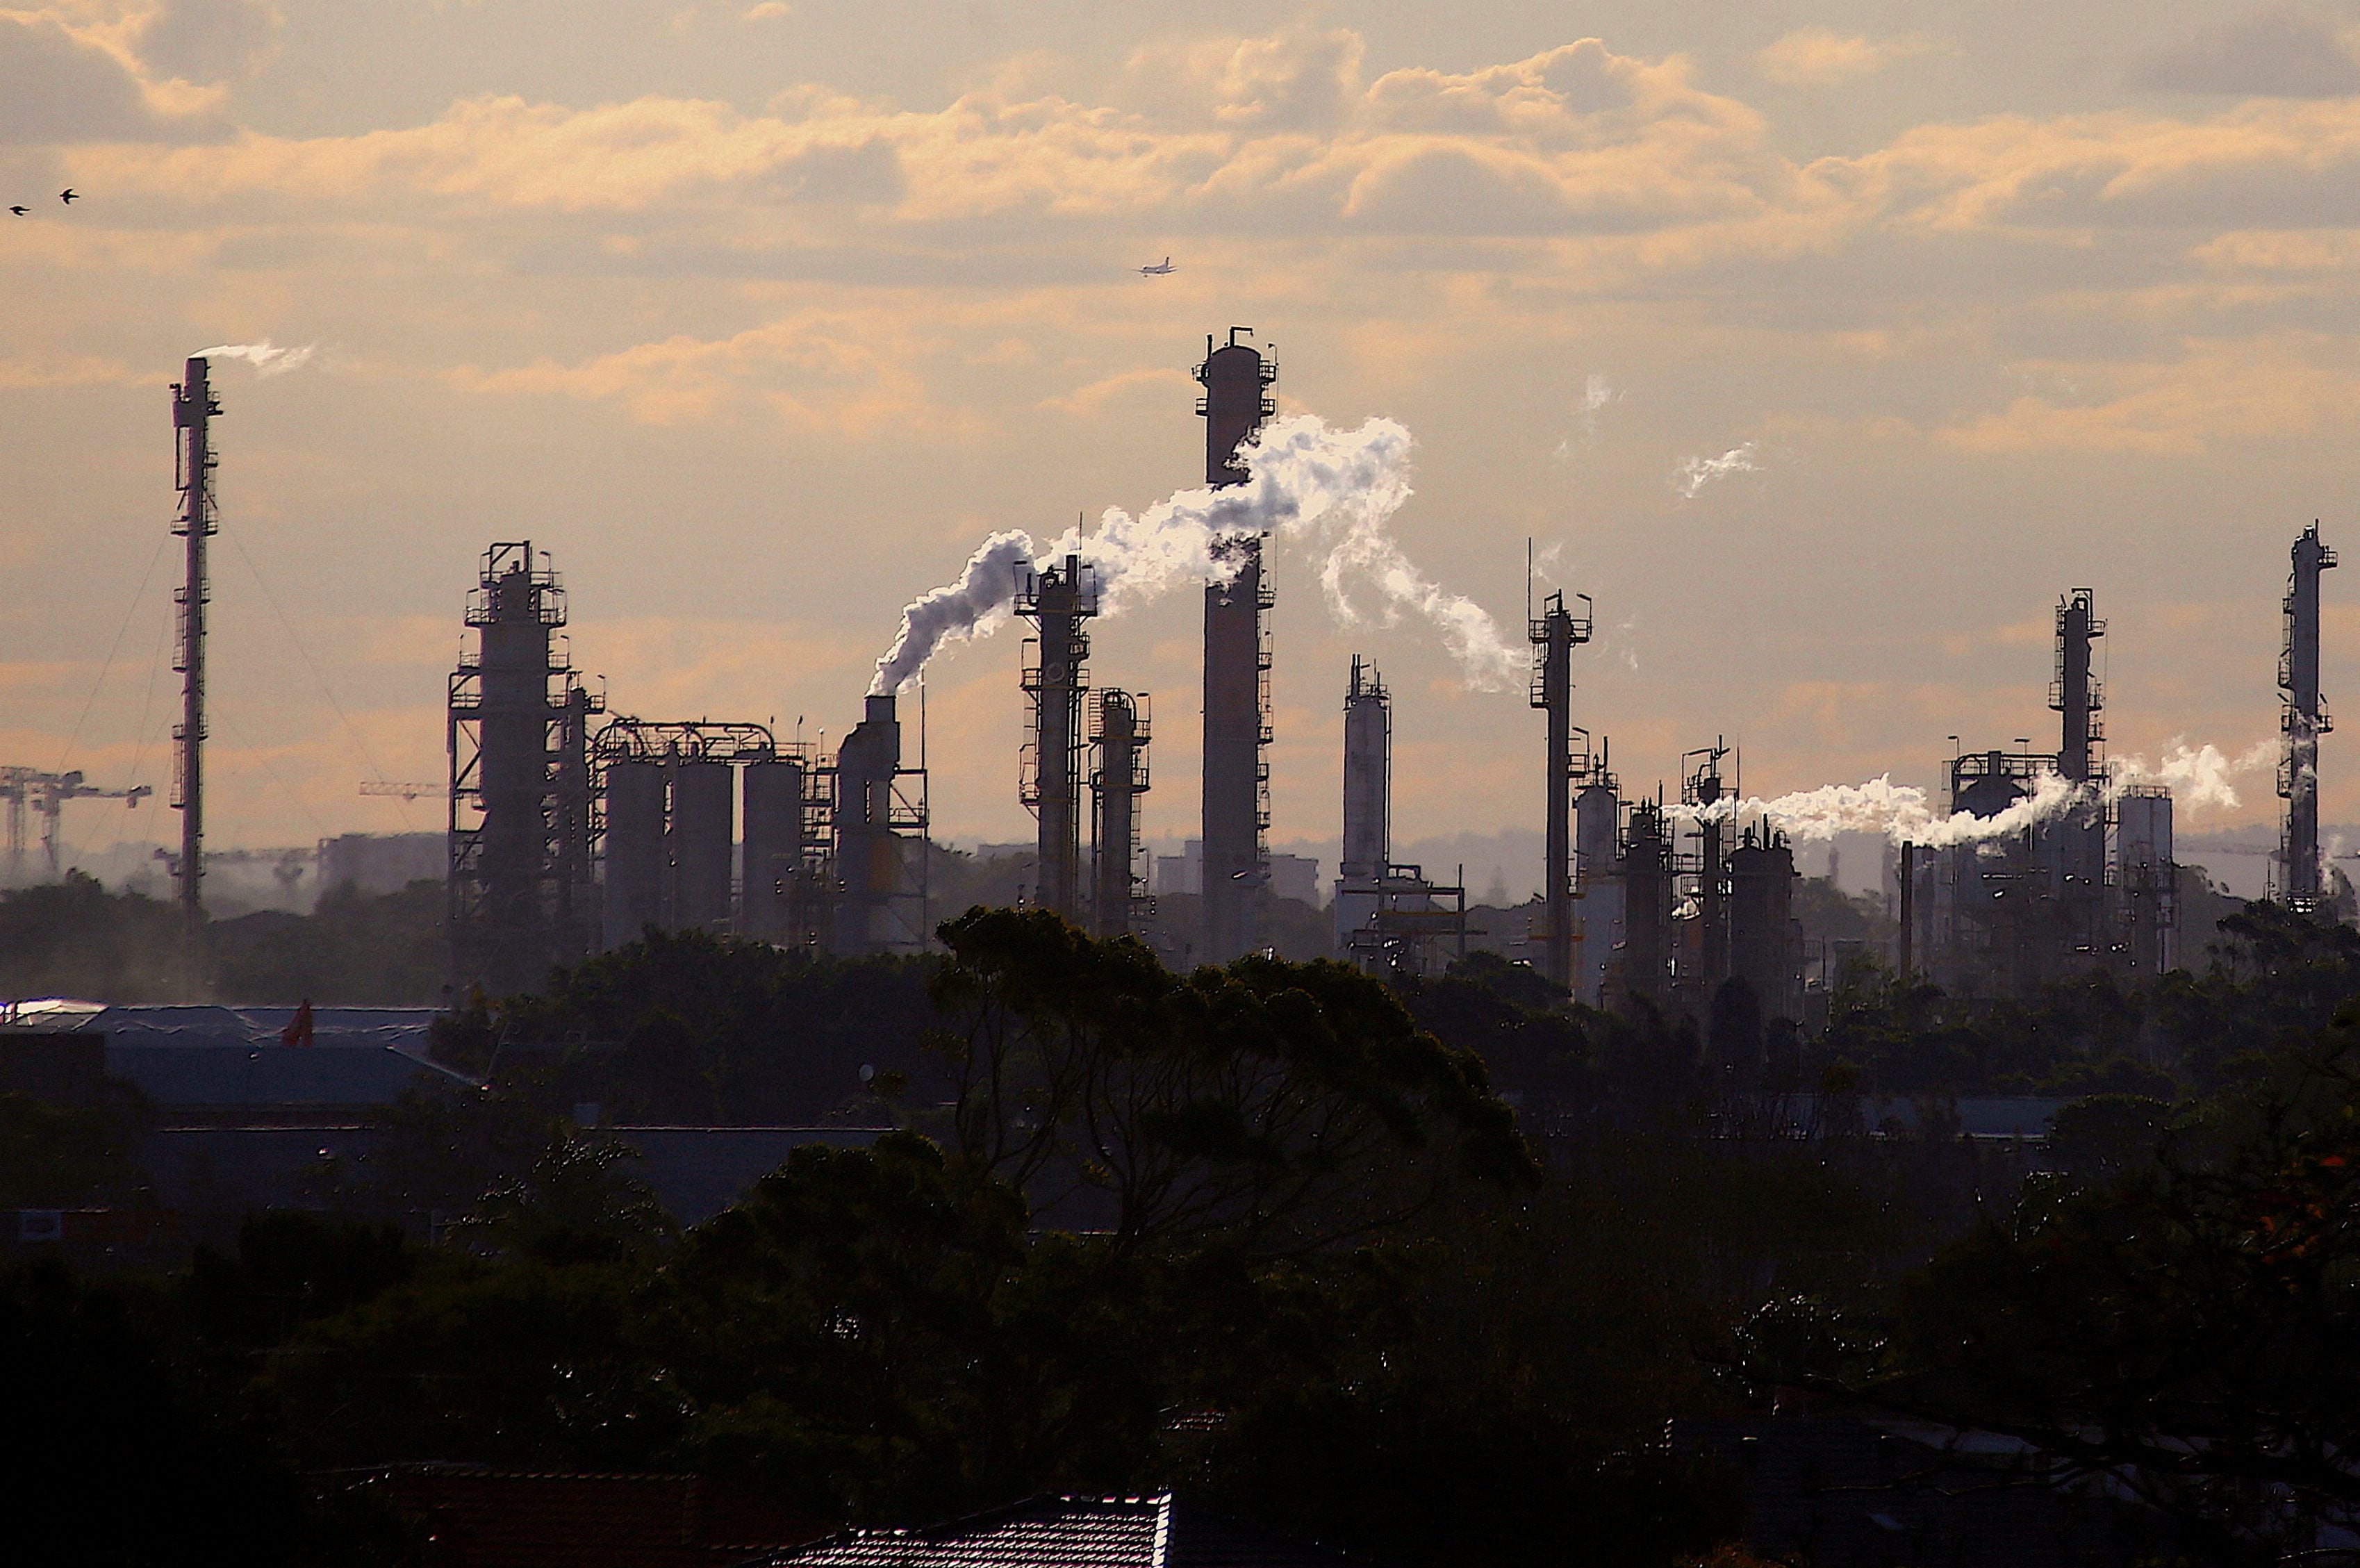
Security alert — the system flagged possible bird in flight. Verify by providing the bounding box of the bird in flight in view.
[1138,256,1175,275]
[58,189,76,204]
[8,206,26,217]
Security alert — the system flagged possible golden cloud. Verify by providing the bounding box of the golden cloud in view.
[1756,29,1938,89]
[452,306,987,436]
[1935,336,2360,454]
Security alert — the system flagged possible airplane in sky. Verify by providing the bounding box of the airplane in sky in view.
[1138,256,1174,275]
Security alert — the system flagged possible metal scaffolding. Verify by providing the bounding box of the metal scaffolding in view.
[447,542,600,993]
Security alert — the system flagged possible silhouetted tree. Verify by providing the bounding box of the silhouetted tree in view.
[928,908,1536,1255]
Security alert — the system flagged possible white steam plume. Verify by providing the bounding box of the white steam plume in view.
[195,340,315,376]
[1674,440,1759,499]
[1675,739,2277,848]
[1674,772,2086,848]
[869,413,1524,695]
[2109,738,2277,811]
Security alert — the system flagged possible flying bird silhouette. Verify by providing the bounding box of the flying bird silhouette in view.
[58,189,76,204]
[8,206,26,217]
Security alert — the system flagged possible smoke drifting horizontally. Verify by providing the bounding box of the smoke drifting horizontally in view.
[195,341,315,376]
[1675,739,2279,848]
[1674,441,1760,499]
[868,414,1524,696]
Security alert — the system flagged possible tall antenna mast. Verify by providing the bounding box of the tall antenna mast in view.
[171,356,219,932]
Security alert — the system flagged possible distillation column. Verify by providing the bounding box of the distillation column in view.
[1683,743,1731,990]
[1619,800,1672,1008]
[1018,554,1095,920]
[1198,328,1276,962]
[834,697,897,952]
[1334,657,1390,952]
[2049,589,2109,960]
[170,356,219,931]
[2283,525,2338,910]
[1090,690,1150,939]
[1573,766,1622,1007]
[450,543,568,992]
[1529,591,1593,991]
[1728,829,1799,1023]
[2115,788,2176,975]
[554,682,598,950]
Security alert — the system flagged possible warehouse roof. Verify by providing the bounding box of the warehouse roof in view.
[0,1001,474,1106]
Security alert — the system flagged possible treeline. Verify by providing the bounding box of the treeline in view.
[6,911,1791,1565]
[14,895,2360,1559]
[0,873,447,1005]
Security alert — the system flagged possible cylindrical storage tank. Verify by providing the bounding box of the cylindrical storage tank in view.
[741,759,804,939]
[1574,783,1622,1007]
[670,760,734,930]
[602,761,666,947]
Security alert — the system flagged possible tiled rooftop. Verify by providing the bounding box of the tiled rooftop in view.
[759,1494,1366,1568]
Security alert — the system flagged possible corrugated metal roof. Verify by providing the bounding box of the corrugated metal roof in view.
[2,1002,477,1106]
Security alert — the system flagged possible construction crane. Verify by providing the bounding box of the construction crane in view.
[0,767,155,882]
[359,780,449,802]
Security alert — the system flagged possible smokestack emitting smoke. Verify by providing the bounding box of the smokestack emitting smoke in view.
[868,415,1524,695]
[193,341,315,376]
[1677,741,2276,847]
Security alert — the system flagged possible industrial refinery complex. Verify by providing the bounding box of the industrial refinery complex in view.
[33,336,2352,1029]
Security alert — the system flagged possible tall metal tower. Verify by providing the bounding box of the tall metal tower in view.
[1528,588,1594,991]
[2282,525,2338,911]
[170,356,220,931]
[1016,553,1096,920]
[1089,689,1150,939]
[1334,657,1390,950]
[1681,740,1731,990]
[2048,588,2109,955]
[1197,327,1276,962]
[2050,590,2105,784]
[830,693,930,955]
[448,542,595,993]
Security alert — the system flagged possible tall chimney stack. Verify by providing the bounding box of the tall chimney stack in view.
[1196,328,1275,962]
[2282,525,2338,910]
